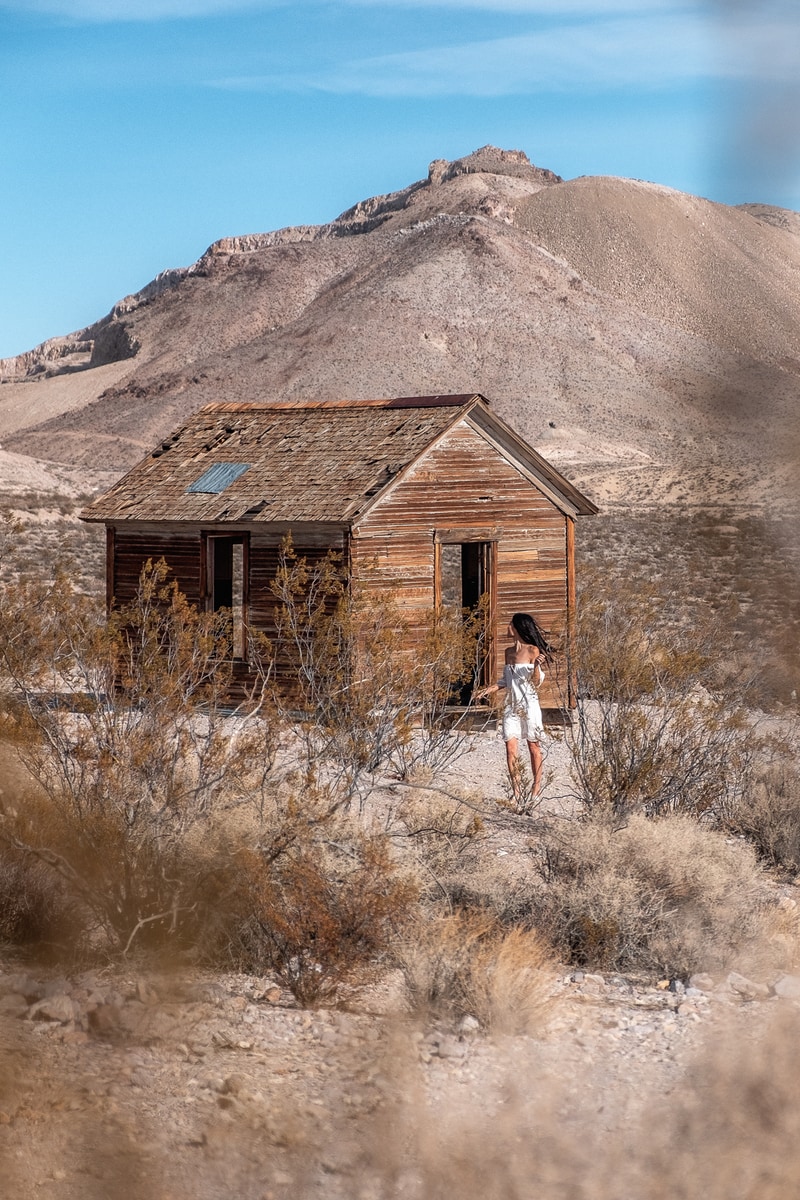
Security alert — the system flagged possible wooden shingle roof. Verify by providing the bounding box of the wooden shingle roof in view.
[81,395,597,525]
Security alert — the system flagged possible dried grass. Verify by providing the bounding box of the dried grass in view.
[529,812,772,977]
[395,911,556,1034]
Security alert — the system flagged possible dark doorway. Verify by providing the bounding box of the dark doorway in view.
[205,535,247,659]
[438,541,493,704]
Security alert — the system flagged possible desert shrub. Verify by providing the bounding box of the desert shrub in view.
[271,540,482,803]
[0,839,75,954]
[388,786,486,895]
[230,823,419,1006]
[725,758,800,875]
[529,813,770,976]
[395,911,555,1033]
[566,571,756,821]
[0,560,278,955]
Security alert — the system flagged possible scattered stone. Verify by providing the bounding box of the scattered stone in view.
[435,1036,467,1060]
[727,972,770,1001]
[28,994,77,1024]
[458,1015,481,1034]
[689,974,714,992]
[772,975,800,1001]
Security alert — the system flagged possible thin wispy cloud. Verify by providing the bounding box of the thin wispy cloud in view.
[0,0,699,20]
[0,0,279,19]
[215,14,716,96]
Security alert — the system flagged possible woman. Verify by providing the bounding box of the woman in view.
[476,612,552,799]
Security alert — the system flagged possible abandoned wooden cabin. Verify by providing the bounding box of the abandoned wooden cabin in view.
[80,394,597,710]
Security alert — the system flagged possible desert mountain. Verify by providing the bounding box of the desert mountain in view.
[1,144,799,513]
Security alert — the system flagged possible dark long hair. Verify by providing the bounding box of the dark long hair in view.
[511,612,554,660]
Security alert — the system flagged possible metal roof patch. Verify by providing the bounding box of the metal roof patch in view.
[186,463,251,494]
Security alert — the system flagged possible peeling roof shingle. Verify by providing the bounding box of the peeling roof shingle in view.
[81,396,481,525]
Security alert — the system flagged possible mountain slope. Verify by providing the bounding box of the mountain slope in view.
[1,145,798,511]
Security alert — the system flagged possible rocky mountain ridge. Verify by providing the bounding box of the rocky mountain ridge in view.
[0,145,798,515]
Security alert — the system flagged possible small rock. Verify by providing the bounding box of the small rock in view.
[28,994,77,1024]
[2,975,44,1003]
[136,979,160,1006]
[688,974,714,992]
[668,980,685,994]
[88,1004,123,1039]
[727,972,770,1001]
[220,1074,248,1097]
[435,1036,467,1060]
[42,978,72,999]
[773,975,800,1001]
[458,1015,481,1035]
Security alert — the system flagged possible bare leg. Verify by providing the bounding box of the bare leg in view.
[528,740,543,796]
[505,737,520,799]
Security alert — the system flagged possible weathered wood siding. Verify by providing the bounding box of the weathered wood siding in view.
[351,420,570,707]
[247,529,346,686]
[111,526,204,607]
[110,523,346,693]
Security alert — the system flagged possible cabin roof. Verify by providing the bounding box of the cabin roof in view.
[80,394,597,525]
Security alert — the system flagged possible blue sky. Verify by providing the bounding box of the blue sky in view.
[0,0,798,359]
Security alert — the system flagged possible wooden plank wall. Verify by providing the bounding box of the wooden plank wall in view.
[112,524,346,694]
[112,527,204,607]
[352,421,569,708]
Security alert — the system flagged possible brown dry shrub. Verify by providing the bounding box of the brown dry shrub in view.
[395,911,556,1033]
[725,759,800,875]
[390,786,487,890]
[230,826,420,1007]
[529,813,770,977]
[567,569,754,821]
[0,840,74,954]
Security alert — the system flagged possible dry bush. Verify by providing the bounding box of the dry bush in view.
[566,570,755,821]
[388,786,486,893]
[271,540,482,804]
[395,911,556,1033]
[529,813,770,977]
[0,840,74,953]
[0,560,278,955]
[629,1007,800,1200]
[725,757,800,875]
[229,822,419,1006]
